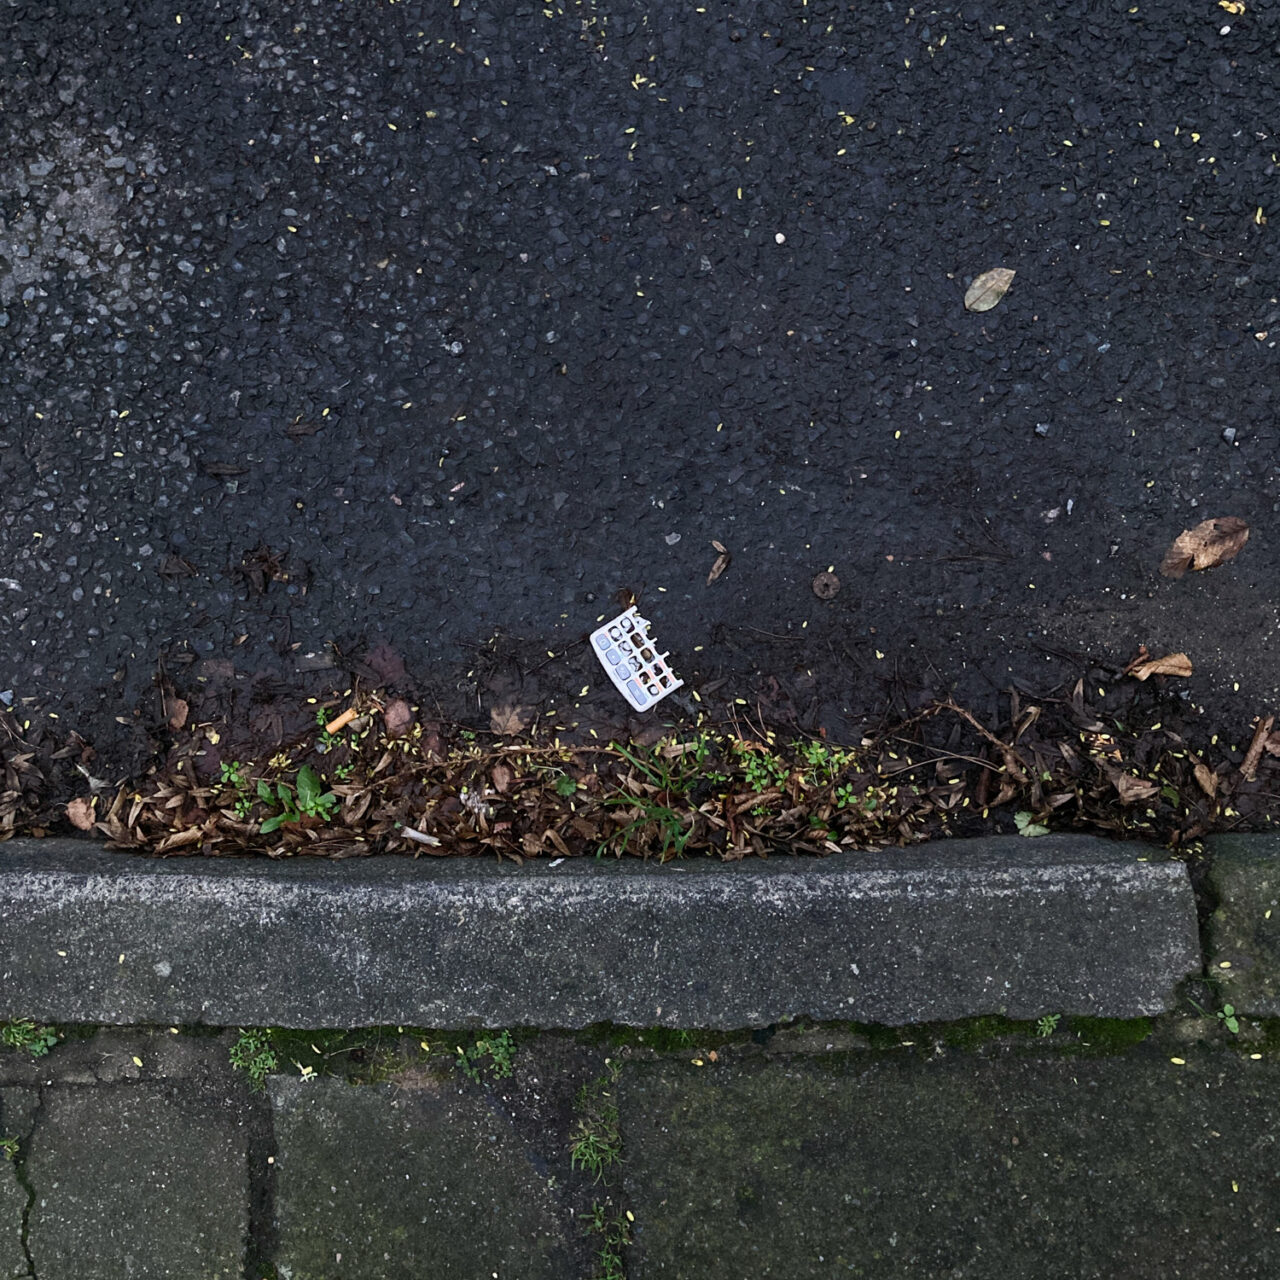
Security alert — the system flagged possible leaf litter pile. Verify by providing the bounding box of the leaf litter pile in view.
[0,515,1270,860]
[0,671,1275,864]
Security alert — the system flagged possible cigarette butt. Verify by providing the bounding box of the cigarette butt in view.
[325,707,359,735]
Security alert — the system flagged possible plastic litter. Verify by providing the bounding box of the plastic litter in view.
[590,607,683,712]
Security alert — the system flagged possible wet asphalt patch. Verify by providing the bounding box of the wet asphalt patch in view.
[1,0,1278,786]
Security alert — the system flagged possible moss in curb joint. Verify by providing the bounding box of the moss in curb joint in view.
[1063,1016,1153,1053]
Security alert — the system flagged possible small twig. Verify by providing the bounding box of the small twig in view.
[400,827,441,846]
[1241,715,1274,783]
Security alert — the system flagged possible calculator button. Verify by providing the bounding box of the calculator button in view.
[626,680,648,705]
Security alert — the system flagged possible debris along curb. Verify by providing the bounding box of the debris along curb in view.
[0,835,1198,1030]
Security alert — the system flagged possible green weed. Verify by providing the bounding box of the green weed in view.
[581,1200,631,1280]
[259,765,338,833]
[0,1137,17,1161]
[229,1029,280,1089]
[571,1067,622,1182]
[455,1030,516,1083]
[1035,1014,1061,1038]
[1015,811,1050,837]
[1,1020,57,1057]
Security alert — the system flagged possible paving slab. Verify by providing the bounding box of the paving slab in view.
[620,1047,1280,1278]
[0,1089,36,1280]
[269,1076,575,1280]
[0,835,1198,1028]
[1205,833,1280,1016]
[23,1085,247,1280]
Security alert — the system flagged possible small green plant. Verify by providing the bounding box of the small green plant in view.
[1036,1013,1061,1038]
[0,1137,18,1161]
[455,1030,516,1083]
[218,762,255,819]
[1,1020,57,1057]
[229,1029,280,1089]
[571,1067,622,1183]
[219,760,247,789]
[581,1200,631,1280]
[1217,1004,1240,1034]
[259,766,338,833]
[554,773,580,797]
[296,765,338,819]
[1015,811,1050,837]
[571,1119,621,1182]
[314,706,331,727]
[740,749,788,793]
[333,760,356,781]
[834,782,858,809]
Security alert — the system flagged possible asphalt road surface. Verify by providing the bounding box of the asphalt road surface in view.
[2,0,1278,777]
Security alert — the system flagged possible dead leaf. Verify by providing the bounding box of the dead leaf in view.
[964,267,1016,313]
[1124,651,1193,681]
[1265,733,1280,759]
[1193,762,1218,800]
[707,540,731,585]
[66,797,95,830]
[383,699,414,737]
[1113,773,1159,805]
[167,698,189,731]
[1159,516,1249,579]
[1242,714,1275,783]
[491,763,514,793]
[812,571,840,600]
[490,705,529,735]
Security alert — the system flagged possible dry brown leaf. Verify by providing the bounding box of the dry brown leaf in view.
[382,698,414,737]
[66,797,95,830]
[489,704,529,735]
[1193,762,1218,800]
[1124,650,1193,681]
[963,267,1016,313]
[155,826,206,853]
[1159,516,1249,579]
[707,553,730,585]
[1242,714,1275,783]
[167,698,189,731]
[1265,733,1280,758]
[490,763,514,793]
[1113,773,1159,805]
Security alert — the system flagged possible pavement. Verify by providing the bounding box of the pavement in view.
[1,0,1278,785]
[1,833,1279,1275]
[5,1016,1280,1279]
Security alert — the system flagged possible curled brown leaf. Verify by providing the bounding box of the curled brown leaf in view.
[1124,650,1193,681]
[1193,762,1218,800]
[66,797,95,830]
[1160,516,1249,579]
[707,540,731,585]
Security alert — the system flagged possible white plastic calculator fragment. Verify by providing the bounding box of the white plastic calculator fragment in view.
[590,608,683,712]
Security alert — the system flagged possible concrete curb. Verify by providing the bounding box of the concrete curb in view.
[0,835,1200,1029]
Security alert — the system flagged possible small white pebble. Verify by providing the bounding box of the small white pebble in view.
[1220,24,1231,33]
[775,232,786,244]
